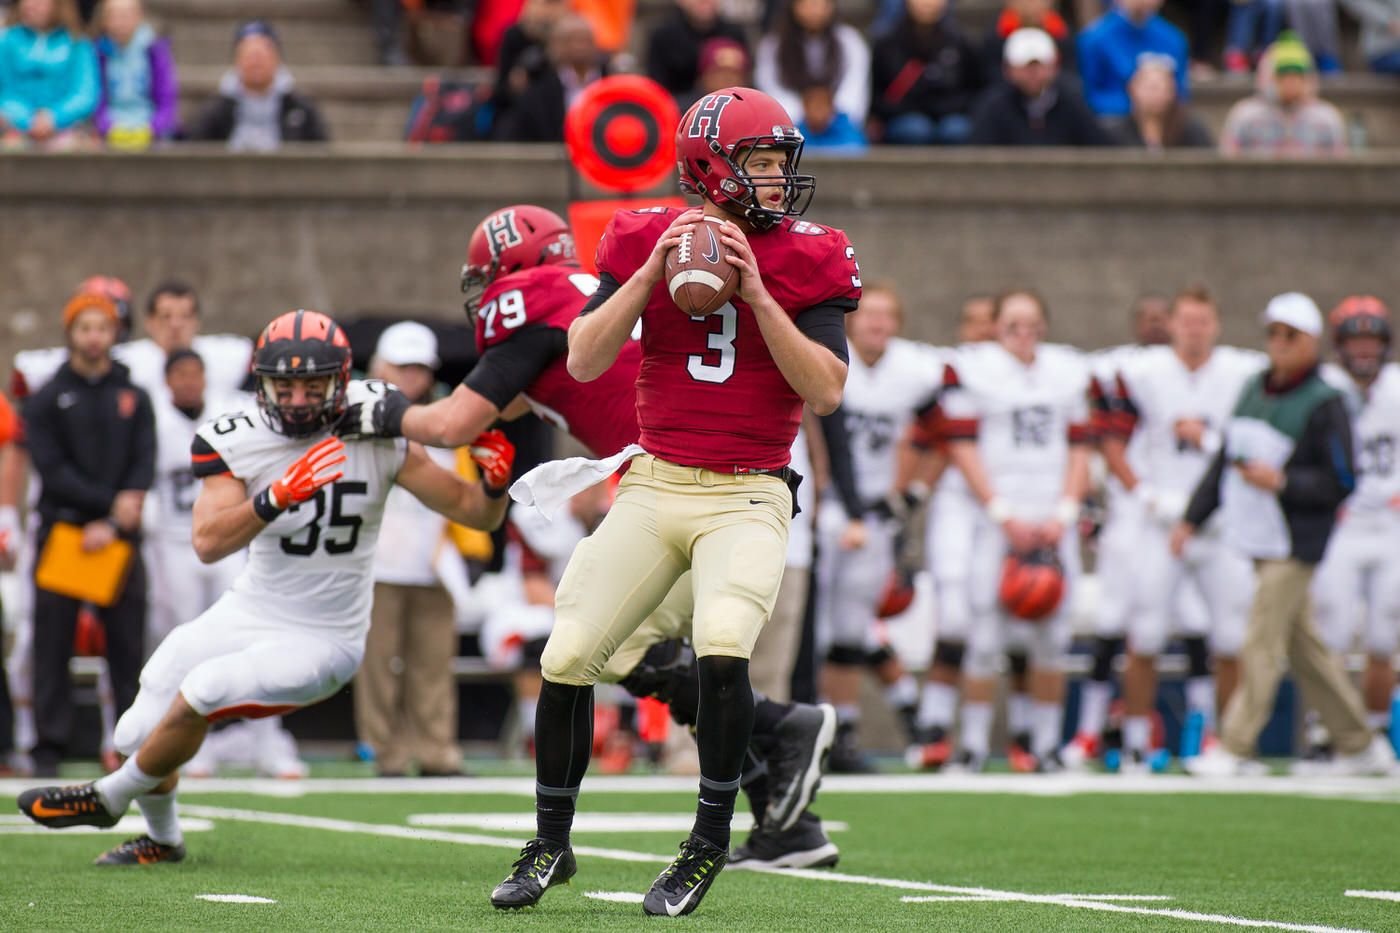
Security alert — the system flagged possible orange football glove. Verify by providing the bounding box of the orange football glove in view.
[254,437,346,521]
[469,429,515,492]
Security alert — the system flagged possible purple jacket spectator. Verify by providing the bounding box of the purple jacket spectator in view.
[94,24,178,140]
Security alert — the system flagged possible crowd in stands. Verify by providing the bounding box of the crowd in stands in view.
[0,0,1394,154]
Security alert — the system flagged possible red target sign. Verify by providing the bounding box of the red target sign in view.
[565,76,680,193]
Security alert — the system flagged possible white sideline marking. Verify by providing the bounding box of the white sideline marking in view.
[406,812,847,834]
[901,894,1174,903]
[183,805,1367,933]
[0,815,214,835]
[584,891,645,904]
[3,772,1397,801]
[196,894,276,905]
[1346,891,1400,903]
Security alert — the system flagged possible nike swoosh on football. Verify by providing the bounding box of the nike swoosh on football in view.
[701,225,720,264]
[666,884,703,917]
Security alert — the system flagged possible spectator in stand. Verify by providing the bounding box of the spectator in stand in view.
[0,0,98,149]
[869,0,984,146]
[1219,35,1346,157]
[646,0,750,109]
[369,0,406,66]
[92,0,177,150]
[669,36,753,112]
[754,0,870,133]
[1223,0,1284,73]
[981,0,1075,84]
[492,13,609,143]
[186,20,329,151]
[357,323,464,778]
[1077,0,1188,118]
[492,0,568,123]
[1105,54,1214,149]
[1339,0,1400,74]
[797,84,868,151]
[1284,0,1342,73]
[970,28,1115,146]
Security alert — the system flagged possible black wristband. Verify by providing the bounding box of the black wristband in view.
[380,391,411,437]
[252,487,285,522]
[483,481,508,499]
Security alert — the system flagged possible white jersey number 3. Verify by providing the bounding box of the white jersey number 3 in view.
[686,303,737,384]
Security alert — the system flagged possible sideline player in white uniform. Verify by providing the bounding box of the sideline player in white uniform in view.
[1313,297,1400,745]
[1103,287,1263,770]
[117,280,254,405]
[941,290,1092,771]
[17,310,512,865]
[814,284,942,769]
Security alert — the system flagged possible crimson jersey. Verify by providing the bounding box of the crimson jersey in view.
[596,208,861,471]
[473,263,641,457]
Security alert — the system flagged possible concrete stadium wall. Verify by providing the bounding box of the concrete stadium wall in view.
[3,146,1398,365]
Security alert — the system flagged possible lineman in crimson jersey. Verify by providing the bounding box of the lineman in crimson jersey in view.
[514,87,857,916]
[17,310,513,866]
[1313,297,1400,745]
[342,203,846,870]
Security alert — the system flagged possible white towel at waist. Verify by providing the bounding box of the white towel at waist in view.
[509,444,646,520]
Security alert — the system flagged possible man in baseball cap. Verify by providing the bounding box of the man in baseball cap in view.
[970,27,1113,145]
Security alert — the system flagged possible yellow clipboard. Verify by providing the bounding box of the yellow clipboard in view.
[35,522,133,608]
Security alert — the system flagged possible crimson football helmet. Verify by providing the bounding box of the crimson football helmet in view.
[460,205,577,320]
[1330,295,1391,381]
[999,548,1065,622]
[251,310,353,437]
[675,86,814,231]
[74,275,133,340]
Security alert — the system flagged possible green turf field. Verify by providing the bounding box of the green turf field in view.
[3,773,1399,932]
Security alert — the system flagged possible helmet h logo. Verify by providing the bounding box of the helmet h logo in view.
[687,94,733,139]
[485,210,524,259]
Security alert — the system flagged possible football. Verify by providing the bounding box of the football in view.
[665,216,739,317]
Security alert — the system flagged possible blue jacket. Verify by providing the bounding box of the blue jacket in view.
[1076,10,1188,117]
[0,24,99,131]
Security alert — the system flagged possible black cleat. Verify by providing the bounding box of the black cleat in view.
[95,834,186,865]
[17,783,120,829]
[826,721,875,774]
[764,703,836,832]
[731,811,839,869]
[490,838,576,909]
[642,833,727,917]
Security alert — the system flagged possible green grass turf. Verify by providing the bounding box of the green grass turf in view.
[3,786,1398,932]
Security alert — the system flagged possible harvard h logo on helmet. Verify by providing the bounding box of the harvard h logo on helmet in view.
[461,205,576,321]
[675,86,815,232]
[252,309,353,437]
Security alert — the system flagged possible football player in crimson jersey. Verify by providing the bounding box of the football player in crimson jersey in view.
[16,310,512,866]
[343,202,851,874]
[523,86,857,917]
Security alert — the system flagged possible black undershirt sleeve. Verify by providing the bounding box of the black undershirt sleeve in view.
[578,271,622,316]
[796,300,857,364]
[461,326,569,409]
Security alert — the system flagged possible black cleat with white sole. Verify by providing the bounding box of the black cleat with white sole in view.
[764,703,837,833]
[730,810,839,869]
[642,833,727,917]
[490,838,576,909]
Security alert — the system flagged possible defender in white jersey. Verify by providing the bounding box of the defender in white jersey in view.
[17,310,512,866]
[941,291,1092,771]
[1312,298,1400,741]
[1105,288,1264,769]
[814,285,942,767]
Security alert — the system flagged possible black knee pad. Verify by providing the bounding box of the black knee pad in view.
[865,645,896,668]
[826,644,867,666]
[932,640,966,671]
[1006,650,1029,679]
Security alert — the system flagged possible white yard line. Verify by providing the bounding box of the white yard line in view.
[584,891,645,904]
[180,804,1369,933]
[1345,891,1400,903]
[4,772,1396,800]
[196,894,277,904]
[0,815,214,835]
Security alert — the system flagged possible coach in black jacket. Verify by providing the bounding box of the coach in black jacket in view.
[969,27,1113,146]
[24,293,155,776]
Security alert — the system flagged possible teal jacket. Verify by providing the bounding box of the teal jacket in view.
[0,24,99,131]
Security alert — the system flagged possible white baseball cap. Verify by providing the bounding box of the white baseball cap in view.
[375,321,441,368]
[1004,28,1058,67]
[1261,292,1323,337]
